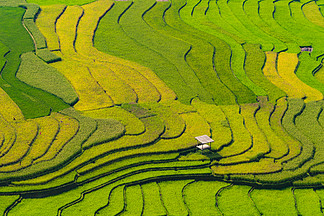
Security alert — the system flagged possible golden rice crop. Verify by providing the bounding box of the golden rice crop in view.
[34,113,79,163]
[263,51,303,99]
[278,52,322,102]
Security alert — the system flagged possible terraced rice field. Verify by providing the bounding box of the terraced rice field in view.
[1,0,324,214]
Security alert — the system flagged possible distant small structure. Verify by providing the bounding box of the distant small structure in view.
[300,46,313,52]
[195,135,214,150]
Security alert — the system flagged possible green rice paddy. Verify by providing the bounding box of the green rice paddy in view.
[1,0,324,214]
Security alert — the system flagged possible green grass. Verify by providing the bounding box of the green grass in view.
[19,3,39,20]
[294,101,324,170]
[212,158,282,175]
[277,52,322,102]
[33,112,79,163]
[121,103,156,119]
[273,0,310,47]
[76,1,162,104]
[218,185,259,216]
[145,0,238,105]
[314,63,324,85]
[11,115,164,185]
[227,0,278,51]
[74,0,176,104]
[16,52,78,105]
[263,51,301,99]
[218,0,272,51]
[302,1,324,29]
[0,116,17,158]
[0,115,58,172]
[275,0,324,58]
[32,168,209,215]
[60,184,117,216]
[50,53,114,110]
[8,186,87,216]
[5,0,324,213]
[0,108,95,183]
